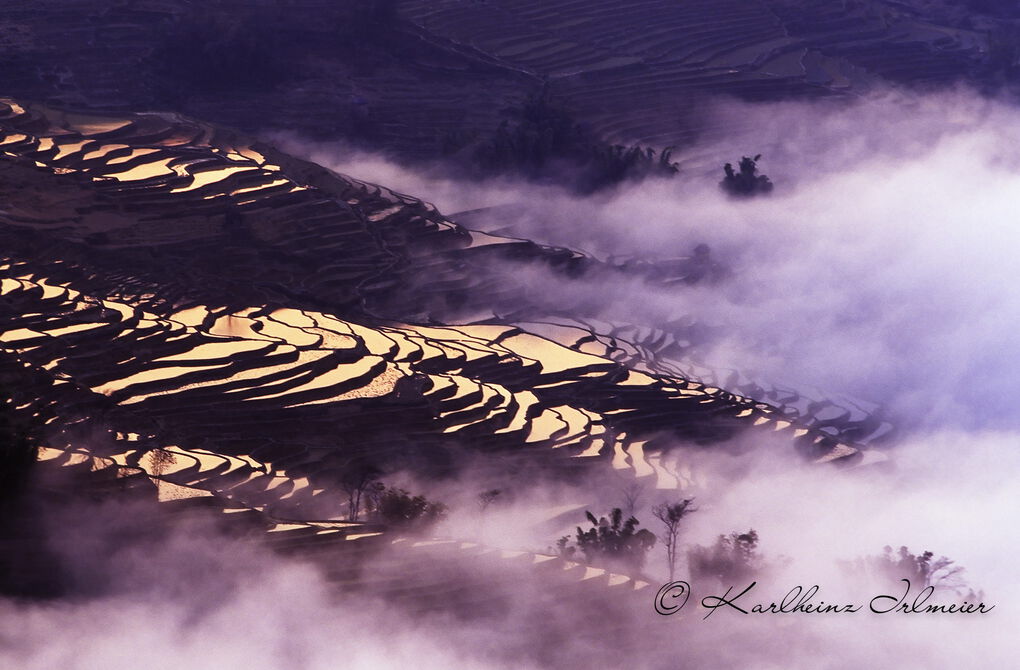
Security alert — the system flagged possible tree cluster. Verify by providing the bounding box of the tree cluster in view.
[720,154,774,197]
[373,485,447,530]
[846,545,970,594]
[339,460,446,533]
[556,508,656,572]
[688,529,764,585]
[458,90,680,194]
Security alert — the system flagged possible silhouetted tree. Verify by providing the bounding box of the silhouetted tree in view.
[619,481,646,518]
[148,448,177,478]
[653,498,696,581]
[688,529,762,585]
[576,144,679,193]
[339,459,383,521]
[720,154,773,197]
[564,508,656,572]
[370,485,447,532]
[847,545,971,595]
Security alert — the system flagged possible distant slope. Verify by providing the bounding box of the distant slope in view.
[0,0,1004,159]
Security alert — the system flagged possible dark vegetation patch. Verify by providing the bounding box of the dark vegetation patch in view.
[442,89,681,194]
[555,508,657,573]
[720,154,774,198]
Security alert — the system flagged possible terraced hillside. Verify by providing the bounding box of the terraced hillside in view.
[0,0,1005,160]
[2,4,1013,666]
[0,97,887,563]
[402,0,988,147]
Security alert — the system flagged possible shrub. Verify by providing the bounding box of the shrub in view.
[720,154,773,197]
[688,529,762,585]
[846,545,972,595]
[558,508,656,572]
[370,485,447,533]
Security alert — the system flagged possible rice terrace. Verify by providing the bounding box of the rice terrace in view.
[0,2,1016,668]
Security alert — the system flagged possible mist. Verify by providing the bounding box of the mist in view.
[279,87,1020,433]
[4,87,1017,669]
[3,428,1015,669]
[278,87,1020,667]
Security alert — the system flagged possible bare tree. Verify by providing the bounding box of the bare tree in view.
[339,459,381,521]
[653,498,697,581]
[620,481,646,518]
[148,448,176,478]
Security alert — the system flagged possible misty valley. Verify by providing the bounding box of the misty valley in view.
[1,1,1017,669]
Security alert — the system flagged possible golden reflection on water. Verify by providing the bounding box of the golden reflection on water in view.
[0,97,869,542]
